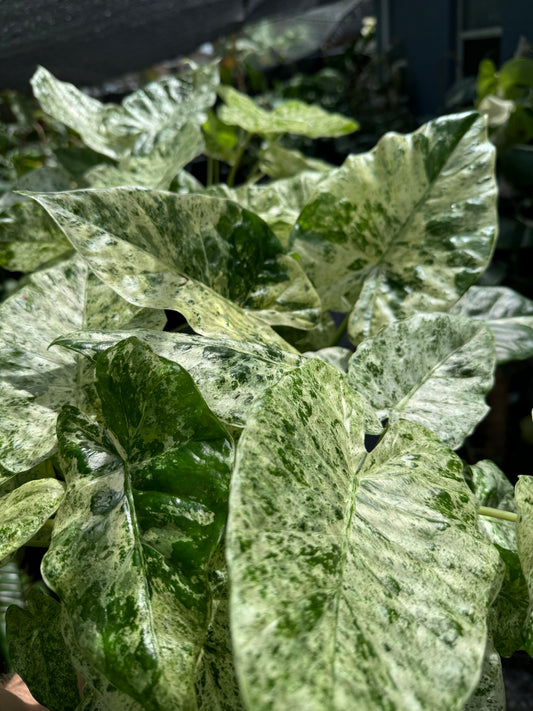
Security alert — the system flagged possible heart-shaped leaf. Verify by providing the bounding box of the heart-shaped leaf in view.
[227,358,500,711]
[289,112,498,343]
[347,313,495,449]
[42,338,233,710]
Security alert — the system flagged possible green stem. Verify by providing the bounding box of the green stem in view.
[329,313,350,347]
[227,131,253,187]
[478,506,517,523]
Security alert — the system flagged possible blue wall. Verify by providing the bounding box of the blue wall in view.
[387,0,456,118]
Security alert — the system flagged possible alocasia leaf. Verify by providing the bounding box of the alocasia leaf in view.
[31,63,218,161]
[218,86,358,138]
[31,66,134,160]
[30,188,319,344]
[347,313,496,449]
[289,112,498,343]
[0,478,64,561]
[452,286,533,363]
[0,256,165,472]
[84,122,204,190]
[6,586,80,711]
[515,475,533,656]
[53,328,303,429]
[110,61,219,155]
[462,635,505,711]
[227,358,500,711]
[464,460,528,657]
[41,338,233,711]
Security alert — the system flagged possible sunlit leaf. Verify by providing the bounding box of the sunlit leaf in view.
[289,112,497,343]
[42,338,233,710]
[348,313,495,449]
[0,256,164,472]
[258,142,332,179]
[30,188,318,345]
[452,286,533,363]
[227,358,500,711]
[218,86,358,138]
[0,479,64,561]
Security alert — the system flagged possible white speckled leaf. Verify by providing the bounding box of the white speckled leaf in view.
[227,358,500,711]
[31,63,218,160]
[42,337,233,710]
[111,61,219,155]
[289,112,498,343]
[348,313,495,449]
[462,636,505,711]
[452,286,533,363]
[209,171,326,248]
[0,478,64,560]
[464,460,528,657]
[0,256,164,472]
[31,66,133,160]
[85,122,204,190]
[218,86,358,138]
[515,475,533,656]
[53,328,303,428]
[30,188,318,343]
[6,586,80,711]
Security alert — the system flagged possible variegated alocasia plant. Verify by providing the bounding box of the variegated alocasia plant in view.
[1,63,533,711]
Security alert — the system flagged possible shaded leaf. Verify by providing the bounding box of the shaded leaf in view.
[0,256,164,472]
[227,358,500,711]
[202,110,239,165]
[0,479,64,561]
[452,285,533,363]
[42,338,233,710]
[465,459,528,657]
[218,86,358,138]
[6,586,80,711]
[258,142,332,179]
[304,346,352,372]
[289,112,498,343]
[348,313,495,449]
[31,188,318,344]
[515,475,533,656]
[210,171,326,248]
[195,546,245,711]
[53,328,303,429]
[462,635,505,711]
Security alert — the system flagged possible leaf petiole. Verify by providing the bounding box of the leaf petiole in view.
[478,506,517,522]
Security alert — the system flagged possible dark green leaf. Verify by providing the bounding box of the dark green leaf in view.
[42,338,233,710]
[6,586,80,711]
